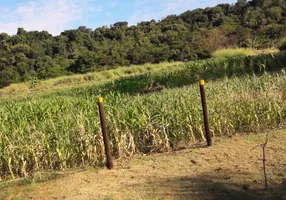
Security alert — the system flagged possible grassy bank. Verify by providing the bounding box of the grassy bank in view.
[0,62,184,99]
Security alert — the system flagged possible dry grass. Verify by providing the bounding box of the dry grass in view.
[1,129,285,200]
[212,47,279,58]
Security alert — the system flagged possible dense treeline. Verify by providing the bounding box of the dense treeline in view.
[0,0,286,88]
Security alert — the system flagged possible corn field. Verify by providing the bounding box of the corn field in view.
[0,53,286,180]
[72,51,286,96]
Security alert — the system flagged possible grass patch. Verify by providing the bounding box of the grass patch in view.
[212,48,256,57]
[212,48,279,58]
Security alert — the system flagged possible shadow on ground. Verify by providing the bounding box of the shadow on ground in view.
[130,170,286,200]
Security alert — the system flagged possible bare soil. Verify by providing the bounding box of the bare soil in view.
[1,130,286,200]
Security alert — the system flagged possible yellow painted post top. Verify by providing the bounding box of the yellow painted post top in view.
[200,80,205,86]
[98,97,103,103]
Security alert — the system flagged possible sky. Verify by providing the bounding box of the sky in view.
[0,0,237,36]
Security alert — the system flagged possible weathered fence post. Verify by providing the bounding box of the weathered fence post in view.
[98,97,114,169]
[199,80,212,146]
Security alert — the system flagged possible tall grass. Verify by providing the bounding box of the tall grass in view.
[0,52,286,180]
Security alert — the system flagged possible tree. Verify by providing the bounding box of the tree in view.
[244,7,266,29]
[0,0,286,88]
[68,51,100,73]
[0,66,20,87]
[207,29,228,52]
[266,7,282,22]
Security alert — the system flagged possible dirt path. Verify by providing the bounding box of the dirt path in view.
[1,130,286,200]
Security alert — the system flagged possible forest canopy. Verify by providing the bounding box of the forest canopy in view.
[0,0,286,88]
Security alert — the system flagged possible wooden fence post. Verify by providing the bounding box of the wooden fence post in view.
[98,97,114,169]
[199,80,212,146]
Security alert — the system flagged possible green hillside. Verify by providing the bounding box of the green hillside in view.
[0,0,286,88]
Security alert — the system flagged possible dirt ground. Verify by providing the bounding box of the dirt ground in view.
[1,130,286,200]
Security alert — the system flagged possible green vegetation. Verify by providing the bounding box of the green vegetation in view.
[1,0,286,88]
[0,62,183,99]
[1,0,286,182]
[1,52,286,180]
[278,39,286,51]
